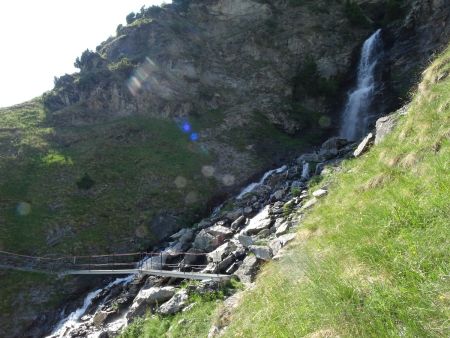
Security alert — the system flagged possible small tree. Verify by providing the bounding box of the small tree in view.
[126,12,136,25]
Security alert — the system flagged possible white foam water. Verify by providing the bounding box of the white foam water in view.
[237,165,287,199]
[47,276,133,338]
[340,29,383,141]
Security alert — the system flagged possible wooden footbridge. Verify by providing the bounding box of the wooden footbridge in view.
[0,250,231,282]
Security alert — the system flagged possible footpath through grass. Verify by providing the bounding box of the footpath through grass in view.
[223,46,450,337]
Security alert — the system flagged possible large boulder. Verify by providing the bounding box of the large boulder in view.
[234,255,260,284]
[192,230,220,252]
[126,287,176,321]
[157,289,189,315]
[231,215,246,230]
[375,108,406,144]
[270,233,296,256]
[206,225,233,238]
[237,234,254,248]
[319,137,349,159]
[208,242,237,262]
[242,206,273,235]
[353,133,374,157]
[249,246,273,261]
[312,189,328,198]
[169,228,195,244]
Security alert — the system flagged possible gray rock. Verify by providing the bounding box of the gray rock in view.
[192,230,218,251]
[297,153,321,164]
[375,111,404,144]
[225,209,243,221]
[243,206,253,215]
[157,289,189,315]
[127,287,176,321]
[256,229,270,238]
[275,222,290,236]
[312,189,328,198]
[302,197,318,210]
[234,255,260,284]
[269,233,296,256]
[353,133,374,157]
[182,248,204,266]
[237,234,254,248]
[315,162,325,176]
[291,180,306,189]
[206,225,233,237]
[169,228,194,243]
[249,245,273,261]
[242,205,273,235]
[92,310,115,327]
[231,215,246,230]
[208,242,236,262]
[319,137,348,159]
[225,261,242,274]
[301,162,311,180]
[272,189,285,201]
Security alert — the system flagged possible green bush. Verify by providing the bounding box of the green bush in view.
[76,173,95,190]
[384,0,405,23]
[293,56,340,99]
[344,0,370,27]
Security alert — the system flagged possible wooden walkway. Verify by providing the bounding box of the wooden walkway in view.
[0,250,231,282]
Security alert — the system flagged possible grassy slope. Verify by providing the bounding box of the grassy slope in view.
[0,101,218,255]
[223,46,450,337]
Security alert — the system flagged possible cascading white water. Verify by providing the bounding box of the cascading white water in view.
[47,276,133,338]
[340,29,383,141]
[237,165,287,199]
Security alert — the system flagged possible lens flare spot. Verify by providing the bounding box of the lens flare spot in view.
[16,202,31,216]
[190,133,199,141]
[222,174,235,186]
[182,122,191,133]
[135,225,149,238]
[185,191,198,205]
[201,165,215,177]
[174,176,188,189]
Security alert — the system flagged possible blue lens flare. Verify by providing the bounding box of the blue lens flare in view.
[190,133,199,141]
[182,122,191,133]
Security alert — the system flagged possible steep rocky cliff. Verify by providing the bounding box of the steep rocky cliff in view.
[0,0,449,337]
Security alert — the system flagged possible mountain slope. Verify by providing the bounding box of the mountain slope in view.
[223,43,450,338]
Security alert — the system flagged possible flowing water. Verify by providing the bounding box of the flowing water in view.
[47,276,133,338]
[237,165,287,199]
[340,29,383,141]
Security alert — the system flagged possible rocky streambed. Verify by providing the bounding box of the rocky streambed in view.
[46,119,395,338]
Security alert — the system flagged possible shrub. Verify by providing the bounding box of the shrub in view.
[292,56,340,99]
[76,173,95,190]
[172,0,191,12]
[384,0,405,23]
[126,12,136,25]
[344,0,370,27]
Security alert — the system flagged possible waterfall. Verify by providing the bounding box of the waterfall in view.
[47,276,133,338]
[237,165,287,199]
[340,29,383,141]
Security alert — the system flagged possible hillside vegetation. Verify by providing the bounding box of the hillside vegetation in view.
[223,44,450,337]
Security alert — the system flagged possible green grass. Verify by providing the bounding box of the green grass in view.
[120,280,242,338]
[0,101,219,255]
[223,45,450,337]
